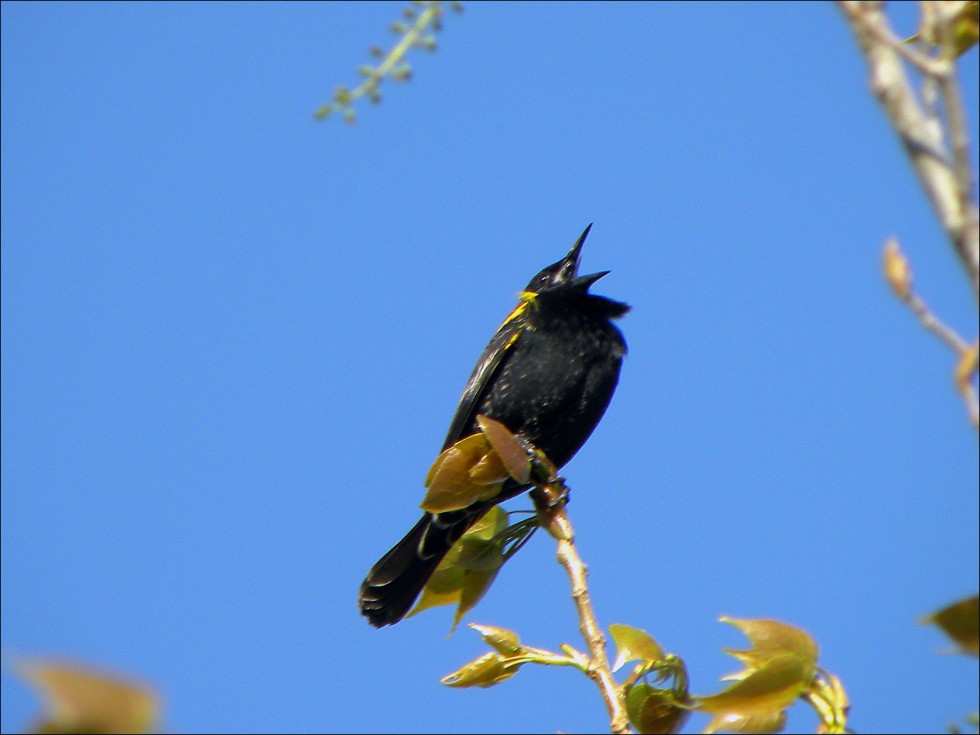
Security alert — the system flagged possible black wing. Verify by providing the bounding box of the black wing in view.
[441,303,528,450]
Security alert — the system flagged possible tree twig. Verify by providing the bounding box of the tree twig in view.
[314,1,445,122]
[884,238,980,428]
[933,4,978,215]
[531,483,631,734]
[838,1,945,75]
[838,0,980,300]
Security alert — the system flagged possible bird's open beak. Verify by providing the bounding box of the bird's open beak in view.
[557,223,593,282]
[573,270,610,289]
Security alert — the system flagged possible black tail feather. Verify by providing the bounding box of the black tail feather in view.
[358,516,442,627]
[360,501,507,627]
[360,485,529,627]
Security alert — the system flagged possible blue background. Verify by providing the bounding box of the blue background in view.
[2,2,978,733]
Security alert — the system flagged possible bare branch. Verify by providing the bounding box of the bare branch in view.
[838,1,946,75]
[884,238,979,428]
[934,4,978,214]
[838,0,980,300]
[531,483,631,734]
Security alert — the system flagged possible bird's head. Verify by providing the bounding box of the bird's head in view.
[518,224,629,321]
[523,223,610,295]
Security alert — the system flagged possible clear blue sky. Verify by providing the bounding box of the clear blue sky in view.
[2,2,977,733]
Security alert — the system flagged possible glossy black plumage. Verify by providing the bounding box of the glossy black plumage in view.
[359,224,629,627]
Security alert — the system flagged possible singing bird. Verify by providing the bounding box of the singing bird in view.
[359,224,629,627]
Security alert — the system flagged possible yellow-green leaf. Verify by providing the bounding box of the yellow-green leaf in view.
[422,433,503,512]
[610,624,666,672]
[407,507,508,627]
[719,617,819,677]
[467,505,509,541]
[455,535,505,573]
[16,658,160,735]
[440,652,522,688]
[704,710,787,734]
[922,595,979,656]
[452,565,499,633]
[470,623,523,655]
[905,1,979,57]
[409,559,467,615]
[951,1,980,56]
[694,653,812,717]
[468,451,509,485]
[477,415,531,483]
[625,682,690,734]
[423,432,485,487]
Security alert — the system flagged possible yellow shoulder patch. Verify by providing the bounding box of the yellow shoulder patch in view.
[498,291,538,346]
[501,292,538,325]
[500,299,527,327]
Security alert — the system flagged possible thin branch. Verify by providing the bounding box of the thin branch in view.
[934,6,978,215]
[884,238,980,429]
[531,483,631,734]
[903,288,971,353]
[838,0,980,300]
[314,1,444,121]
[516,644,590,671]
[838,1,946,75]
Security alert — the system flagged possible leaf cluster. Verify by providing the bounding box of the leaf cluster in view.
[409,415,551,631]
[412,418,860,733]
[444,618,851,734]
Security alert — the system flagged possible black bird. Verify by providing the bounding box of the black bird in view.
[359,224,629,627]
